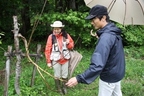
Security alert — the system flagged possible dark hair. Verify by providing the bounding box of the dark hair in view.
[61,29,67,39]
[51,29,68,44]
[96,15,110,22]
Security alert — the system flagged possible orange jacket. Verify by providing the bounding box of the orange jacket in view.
[45,33,74,64]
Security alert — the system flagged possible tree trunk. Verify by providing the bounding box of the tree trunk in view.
[21,0,30,37]
[13,16,21,95]
[69,0,76,10]
[55,0,65,12]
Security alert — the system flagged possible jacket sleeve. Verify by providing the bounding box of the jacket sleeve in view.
[67,33,74,50]
[76,34,114,84]
[76,53,104,84]
[44,34,52,63]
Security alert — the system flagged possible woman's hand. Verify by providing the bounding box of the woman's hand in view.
[47,63,52,68]
[66,39,70,44]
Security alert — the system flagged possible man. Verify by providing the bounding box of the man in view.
[66,5,125,96]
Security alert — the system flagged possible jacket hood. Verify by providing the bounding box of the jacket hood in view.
[97,23,121,37]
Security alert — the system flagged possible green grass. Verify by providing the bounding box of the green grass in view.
[0,45,144,96]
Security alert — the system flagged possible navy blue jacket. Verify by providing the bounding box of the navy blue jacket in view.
[76,23,125,84]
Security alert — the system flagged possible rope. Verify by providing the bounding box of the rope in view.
[19,34,53,76]
[18,34,65,93]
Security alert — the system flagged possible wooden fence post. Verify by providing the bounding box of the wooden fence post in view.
[2,16,43,95]
[12,16,21,95]
[30,44,42,86]
[3,46,12,96]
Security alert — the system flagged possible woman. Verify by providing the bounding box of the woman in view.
[45,21,74,95]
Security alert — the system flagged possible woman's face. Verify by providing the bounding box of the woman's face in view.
[53,27,62,35]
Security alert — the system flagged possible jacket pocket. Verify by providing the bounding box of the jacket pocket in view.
[50,51,61,61]
[63,50,70,59]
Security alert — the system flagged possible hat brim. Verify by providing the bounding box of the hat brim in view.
[50,25,65,27]
[85,15,96,20]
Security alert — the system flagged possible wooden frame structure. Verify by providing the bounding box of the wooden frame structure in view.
[0,16,42,96]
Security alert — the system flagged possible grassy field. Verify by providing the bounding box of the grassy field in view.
[0,45,144,96]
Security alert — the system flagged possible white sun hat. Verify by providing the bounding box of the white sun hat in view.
[50,21,65,27]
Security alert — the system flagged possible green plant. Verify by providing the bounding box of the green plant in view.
[0,43,144,96]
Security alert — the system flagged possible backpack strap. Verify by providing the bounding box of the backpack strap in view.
[52,34,57,44]
[52,34,58,51]
[62,29,68,39]
[52,32,68,44]
[51,32,68,51]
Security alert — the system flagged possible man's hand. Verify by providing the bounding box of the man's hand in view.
[65,77,78,87]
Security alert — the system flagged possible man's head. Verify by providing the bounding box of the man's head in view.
[86,5,110,29]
